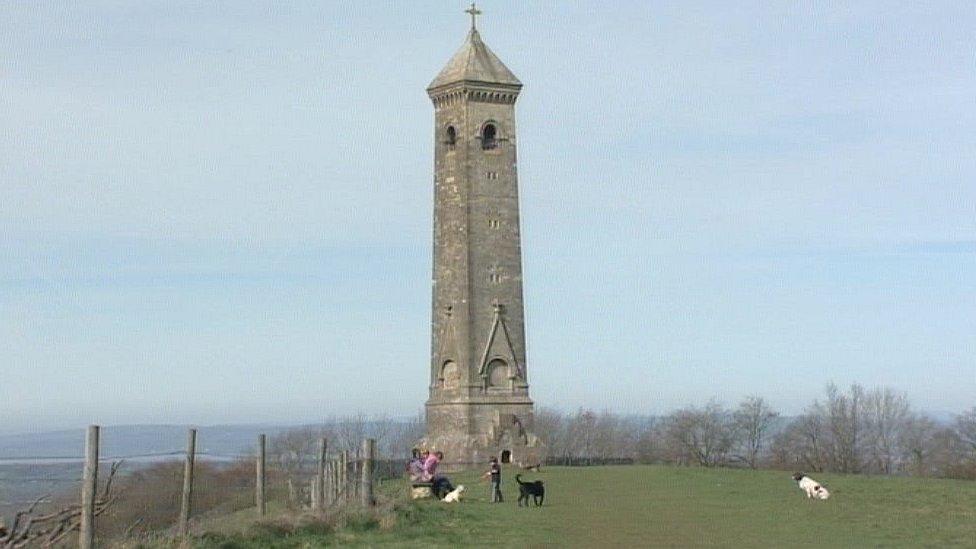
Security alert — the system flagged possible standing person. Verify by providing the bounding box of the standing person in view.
[482,456,503,503]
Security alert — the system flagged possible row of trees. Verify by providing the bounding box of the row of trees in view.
[535,384,976,480]
[770,385,974,478]
[258,385,974,481]
[267,413,424,481]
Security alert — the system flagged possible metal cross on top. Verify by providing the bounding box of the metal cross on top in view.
[465,2,482,30]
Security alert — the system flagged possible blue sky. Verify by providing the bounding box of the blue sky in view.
[1,1,974,433]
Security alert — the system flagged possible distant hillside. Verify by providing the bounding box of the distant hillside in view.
[0,425,292,462]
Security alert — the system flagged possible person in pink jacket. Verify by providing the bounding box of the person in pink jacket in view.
[423,451,454,498]
[423,452,444,482]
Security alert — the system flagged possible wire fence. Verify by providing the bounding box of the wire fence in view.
[0,450,256,463]
[544,456,636,467]
[0,426,409,547]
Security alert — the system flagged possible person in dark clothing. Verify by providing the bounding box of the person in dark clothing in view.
[426,451,454,498]
[482,456,503,503]
[432,476,454,499]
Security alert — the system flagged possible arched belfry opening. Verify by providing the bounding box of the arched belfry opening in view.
[441,360,459,389]
[481,123,497,150]
[446,125,457,148]
[487,358,508,388]
[423,4,545,469]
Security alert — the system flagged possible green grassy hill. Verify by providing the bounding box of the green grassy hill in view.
[179,465,976,548]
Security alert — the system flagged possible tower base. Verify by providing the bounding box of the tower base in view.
[422,402,546,470]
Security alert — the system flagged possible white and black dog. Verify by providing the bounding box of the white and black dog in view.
[792,472,830,500]
[442,484,465,503]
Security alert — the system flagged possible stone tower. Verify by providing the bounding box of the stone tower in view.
[423,6,544,468]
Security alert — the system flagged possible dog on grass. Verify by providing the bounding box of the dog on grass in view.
[515,474,544,507]
[793,472,830,500]
[442,484,465,503]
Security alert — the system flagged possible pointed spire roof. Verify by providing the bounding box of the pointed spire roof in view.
[428,28,522,91]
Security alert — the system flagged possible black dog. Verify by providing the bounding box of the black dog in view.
[515,474,544,507]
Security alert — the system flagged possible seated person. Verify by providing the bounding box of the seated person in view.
[432,476,454,499]
[406,448,425,482]
[420,450,437,482]
[424,451,454,499]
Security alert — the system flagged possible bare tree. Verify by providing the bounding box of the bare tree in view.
[270,426,333,479]
[335,413,371,453]
[534,406,569,459]
[384,410,425,459]
[614,416,641,460]
[955,407,976,454]
[928,427,976,480]
[634,417,661,464]
[594,410,623,460]
[863,387,911,474]
[825,383,866,473]
[0,462,121,548]
[732,396,779,469]
[567,409,599,461]
[770,408,828,473]
[898,413,938,476]
[950,407,976,479]
[663,402,735,467]
[534,408,643,463]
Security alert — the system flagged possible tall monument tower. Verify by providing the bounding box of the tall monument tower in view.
[424,5,544,468]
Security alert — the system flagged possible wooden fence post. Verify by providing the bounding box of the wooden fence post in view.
[179,428,197,538]
[360,439,375,507]
[352,448,359,499]
[324,461,331,505]
[323,462,330,505]
[256,434,266,516]
[79,425,99,549]
[313,438,327,511]
[340,450,348,502]
[331,460,339,503]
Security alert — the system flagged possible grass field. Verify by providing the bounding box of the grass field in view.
[186,465,976,548]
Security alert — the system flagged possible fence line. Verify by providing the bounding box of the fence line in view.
[0,426,399,547]
[0,450,256,463]
[545,456,635,466]
[6,477,83,482]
